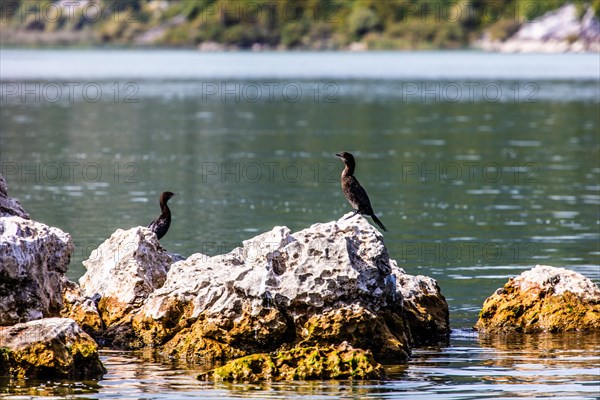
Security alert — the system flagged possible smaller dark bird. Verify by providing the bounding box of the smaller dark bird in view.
[335,152,388,232]
[148,191,176,240]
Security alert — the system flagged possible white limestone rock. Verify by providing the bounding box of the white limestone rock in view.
[0,216,73,325]
[130,213,448,361]
[79,226,177,328]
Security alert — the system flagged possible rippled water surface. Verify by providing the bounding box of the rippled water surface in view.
[2,332,599,399]
[0,50,599,399]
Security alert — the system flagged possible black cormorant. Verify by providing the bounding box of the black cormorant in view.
[148,191,176,240]
[335,152,388,232]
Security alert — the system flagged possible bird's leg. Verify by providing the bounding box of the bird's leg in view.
[344,210,360,220]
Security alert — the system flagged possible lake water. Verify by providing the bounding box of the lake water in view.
[1,50,599,399]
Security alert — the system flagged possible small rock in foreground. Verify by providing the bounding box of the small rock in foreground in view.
[198,342,385,382]
[475,265,600,333]
[0,318,106,379]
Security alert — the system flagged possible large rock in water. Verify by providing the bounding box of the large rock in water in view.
[475,265,600,333]
[0,318,105,379]
[112,214,450,363]
[0,216,73,325]
[78,226,178,343]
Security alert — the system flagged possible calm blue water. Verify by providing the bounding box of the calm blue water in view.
[1,50,599,80]
[0,50,599,399]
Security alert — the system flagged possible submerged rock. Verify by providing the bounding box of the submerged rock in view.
[0,216,73,326]
[197,342,385,382]
[79,226,177,336]
[0,318,105,379]
[475,265,600,333]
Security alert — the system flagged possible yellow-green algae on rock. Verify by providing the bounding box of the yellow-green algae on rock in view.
[0,318,105,379]
[299,305,410,361]
[198,342,385,382]
[475,265,600,334]
[61,280,104,339]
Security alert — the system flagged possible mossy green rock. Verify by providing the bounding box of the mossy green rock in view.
[475,265,600,333]
[300,305,410,361]
[198,342,385,382]
[0,318,105,379]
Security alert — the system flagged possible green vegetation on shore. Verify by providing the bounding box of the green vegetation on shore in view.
[1,0,599,49]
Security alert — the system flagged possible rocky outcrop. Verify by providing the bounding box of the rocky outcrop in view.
[132,217,405,361]
[198,342,385,382]
[72,214,449,365]
[79,227,177,338]
[475,265,600,333]
[0,318,105,379]
[478,3,600,53]
[0,216,73,326]
[0,174,29,219]
[0,176,106,380]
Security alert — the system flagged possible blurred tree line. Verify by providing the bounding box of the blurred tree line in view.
[1,0,598,48]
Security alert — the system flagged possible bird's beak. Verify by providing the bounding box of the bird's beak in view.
[335,153,343,158]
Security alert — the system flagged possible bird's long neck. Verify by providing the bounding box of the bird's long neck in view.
[342,162,355,178]
[160,202,171,216]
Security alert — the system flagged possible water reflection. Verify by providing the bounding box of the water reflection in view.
[478,331,600,371]
[399,331,600,399]
[1,333,598,399]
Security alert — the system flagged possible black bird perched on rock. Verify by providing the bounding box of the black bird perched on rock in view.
[335,152,388,232]
[148,191,176,240]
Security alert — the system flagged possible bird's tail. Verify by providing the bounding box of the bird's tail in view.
[371,213,388,232]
